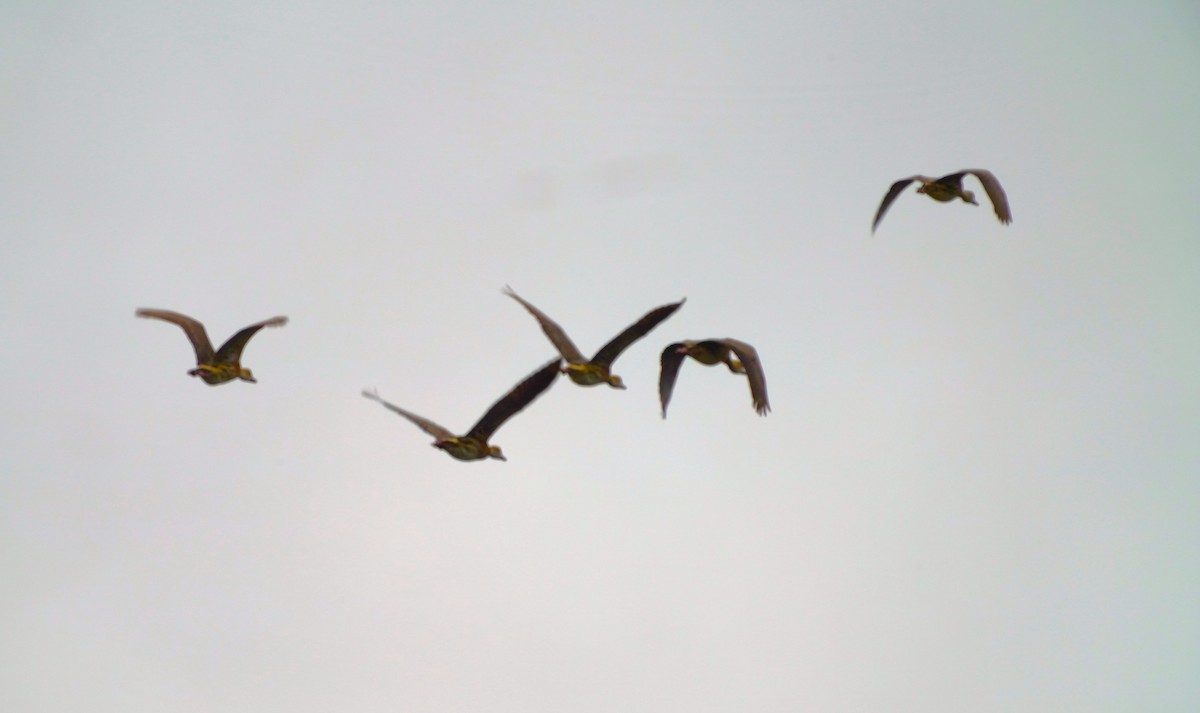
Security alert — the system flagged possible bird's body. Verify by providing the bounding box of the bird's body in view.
[872,169,1011,233]
[362,358,561,462]
[659,338,770,417]
[504,286,684,390]
[434,437,495,461]
[561,362,615,386]
[190,362,247,385]
[136,308,287,385]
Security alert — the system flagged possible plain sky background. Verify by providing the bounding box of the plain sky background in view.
[2,2,1198,711]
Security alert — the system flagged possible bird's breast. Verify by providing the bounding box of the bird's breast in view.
[565,364,608,386]
[436,438,489,461]
[919,184,958,202]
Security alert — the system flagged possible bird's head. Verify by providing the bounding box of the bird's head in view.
[238,367,257,383]
[488,445,507,461]
[962,189,978,206]
[607,374,626,390]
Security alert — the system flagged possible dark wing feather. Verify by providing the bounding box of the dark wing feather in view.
[136,308,216,364]
[467,358,561,441]
[503,287,586,363]
[214,316,288,364]
[934,172,968,190]
[591,298,686,366]
[965,169,1012,224]
[362,389,455,440]
[719,338,770,416]
[658,343,688,418]
[872,176,921,233]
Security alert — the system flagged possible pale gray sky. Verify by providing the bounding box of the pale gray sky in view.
[2,2,1198,711]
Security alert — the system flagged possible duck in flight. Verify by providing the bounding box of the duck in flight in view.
[659,338,770,417]
[136,308,287,385]
[872,169,1011,233]
[503,286,684,390]
[362,358,561,462]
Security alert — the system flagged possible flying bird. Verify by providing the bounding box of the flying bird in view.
[872,169,1011,233]
[136,308,287,385]
[362,358,561,462]
[504,286,684,389]
[659,339,770,417]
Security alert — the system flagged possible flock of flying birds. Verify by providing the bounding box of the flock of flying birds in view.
[137,169,1011,462]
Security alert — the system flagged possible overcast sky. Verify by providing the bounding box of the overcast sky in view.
[2,2,1198,711]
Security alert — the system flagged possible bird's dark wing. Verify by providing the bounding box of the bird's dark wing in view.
[658,343,688,418]
[591,298,686,366]
[719,338,770,416]
[872,176,922,233]
[136,308,216,365]
[214,316,288,364]
[965,169,1012,224]
[467,358,561,441]
[362,389,455,440]
[935,172,968,189]
[504,287,587,363]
